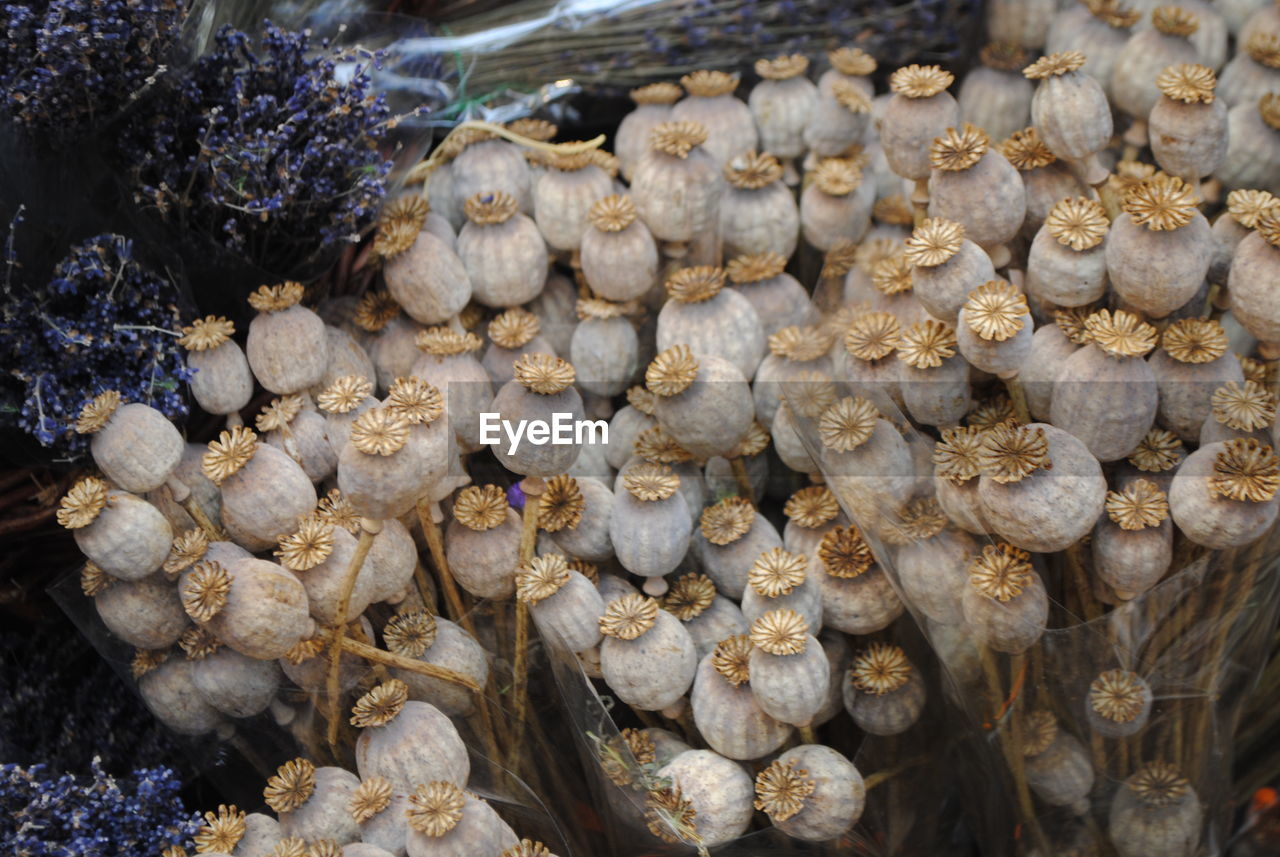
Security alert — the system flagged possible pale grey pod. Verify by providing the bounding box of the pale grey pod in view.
[730,273,813,338]
[749,635,830,726]
[936,472,989,535]
[386,231,473,326]
[370,318,425,395]
[323,394,379,457]
[528,270,579,355]
[751,74,818,160]
[1208,210,1251,286]
[773,744,866,840]
[1030,68,1113,165]
[656,750,755,846]
[600,609,697,710]
[572,315,638,397]
[280,766,362,844]
[753,352,832,429]
[457,208,547,309]
[819,568,902,635]
[802,91,871,158]
[1218,50,1280,109]
[337,439,429,524]
[911,238,996,322]
[530,569,605,652]
[191,646,281,718]
[799,177,875,251]
[604,405,655,470]
[281,616,372,694]
[1022,324,1079,421]
[1045,5,1133,98]
[451,138,532,212]
[957,305,1034,376]
[1150,95,1228,182]
[986,0,1054,47]
[393,618,490,717]
[247,303,330,395]
[1024,720,1095,815]
[355,700,470,792]
[928,149,1027,255]
[365,518,417,605]
[580,213,659,303]
[690,652,792,760]
[189,339,254,417]
[1018,161,1088,237]
[221,443,316,551]
[237,812,283,857]
[961,567,1050,654]
[616,102,675,182]
[1199,412,1271,446]
[647,727,694,766]
[74,490,172,581]
[1228,229,1280,343]
[979,423,1107,552]
[671,90,758,166]
[896,528,978,626]
[1215,100,1280,194]
[1150,349,1244,442]
[411,348,492,454]
[446,509,520,600]
[822,423,917,540]
[403,790,518,857]
[880,90,961,181]
[652,355,755,459]
[958,66,1033,143]
[550,476,614,561]
[89,403,184,494]
[199,557,315,661]
[811,630,852,726]
[678,595,749,660]
[1168,440,1280,547]
[671,461,707,525]
[1237,0,1279,42]
[313,326,377,399]
[345,845,395,857]
[630,141,724,244]
[534,164,614,252]
[832,348,905,418]
[927,617,983,706]
[773,404,821,474]
[170,442,223,527]
[490,382,584,477]
[742,573,824,635]
[1107,215,1212,319]
[97,574,187,649]
[842,667,927,735]
[657,289,765,381]
[691,512,782,600]
[901,352,972,427]
[1026,225,1108,307]
[1112,28,1200,124]
[1109,766,1202,857]
[1093,514,1173,601]
[266,408,337,484]
[427,161,461,230]
[358,791,411,857]
[138,656,225,736]
[1051,345,1158,461]
[610,487,692,579]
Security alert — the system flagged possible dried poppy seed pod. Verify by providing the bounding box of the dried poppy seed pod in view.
[959,44,1034,142]
[445,485,521,599]
[180,317,252,420]
[898,319,972,426]
[1201,380,1277,446]
[138,655,226,737]
[351,778,410,856]
[821,47,876,99]
[1150,64,1227,184]
[690,635,792,760]
[377,198,472,326]
[265,760,361,845]
[654,750,755,847]
[59,477,172,580]
[599,593,697,710]
[280,621,370,695]
[905,218,997,323]
[403,781,518,857]
[1125,427,1188,493]
[457,191,547,309]
[841,643,927,735]
[490,354,584,476]
[750,55,817,166]
[572,298,639,397]
[518,553,604,652]
[740,546,823,634]
[755,326,833,428]
[617,82,682,181]
[74,392,183,495]
[481,308,554,387]
[817,396,916,538]
[411,327,492,453]
[245,283,330,395]
[833,310,905,417]
[387,613,489,717]
[1022,710,1095,816]
[96,573,187,649]
[933,426,991,534]
[1087,668,1153,737]
[203,426,316,551]
[1002,127,1088,237]
[726,254,811,338]
[961,543,1049,653]
[1210,190,1277,284]
[1216,94,1280,193]
[747,609,830,727]
[276,515,375,626]
[670,69,757,165]
[336,408,425,521]
[956,280,1034,376]
[539,474,611,561]
[1109,761,1203,857]
[1169,438,1280,547]
[816,525,904,634]
[889,499,977,626]
[352,680,470,792]
[657,266,764,381]
[314,322,376,402]
[1045,0,1139,95]
[1229,209,1280,344]
[1026,51,1114,185]
[630,121,724,255]
[579,195,658,301]
[646,345,754,459]
[800,158,874,251]
[1026,197,1110,307]
[257,395,337,484]
[720,152,801,259]
[185,556,315,660]
[610,462,692,584]
[532,149,614,253]
[1022,319,1082,421]
[692,496,783,599]
[1093,479,1173,599]
[1150,319,1243,441]
[757,746,864,841]
[1112,7,1202,144]
[879,65,960,183]
[802,79,872,159]
[1051,309,1159,461]
[927,124,1026,267]
[449,128,533,213]
[977,422,1107,551]
[663,573,748,659]
[1219,32,1280,108]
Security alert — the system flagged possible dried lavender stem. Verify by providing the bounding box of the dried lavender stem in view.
[417,497,477,637]
[325,518,380,747]
[509,477,545,768]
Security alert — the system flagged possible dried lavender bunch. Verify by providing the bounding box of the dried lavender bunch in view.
[0,759,199,856]
[120,21,396,273]
[0,221,191,456]
[0,0,186,140]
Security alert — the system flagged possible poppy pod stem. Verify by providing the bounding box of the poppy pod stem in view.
[798,725,818,744]
[1002,375,1032,424]
[912,179,930,225]
[167,474,225,540]
[319,627,481,691]
[225,411,243,429]
[509,476,545,769]
[325,515,382,747]
[416,497,477,637]
[730,456,753,497]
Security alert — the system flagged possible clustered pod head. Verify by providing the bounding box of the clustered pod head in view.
[784,485,841,530]
[248,281,306,315]
[1246,32,1280,69]
[1211,381,1277,432]
[515,553,572,605]
[193,804,247,853]
[1001,126,1057,172]
[870,254,913,297]
[318,375,375,415]
[818,524,874,579]
[810,157,862,197]
[263,757,317,815]
[275,514,336,571]
[178,316,235,352]
[904,217,965,268]
[817,395,881,452]
[1090,0,1141,28]
[930,123,991,173]
[488,308,541,351]
[1160,318,1228,365]
[180,560,232,622]
[710,633,754,687]
[663,572,717,621]
[935,424,987,484]
[164,528,210,578]
[538,474,585,532]
[750,607,809,656]
[898,319,959,370]
[968,542,1035,603]
[1122,173,1198,232]
[588,194,638,232]
[649,120,710,158]
[599,727,657,787]
[373,195,430,260]
[665,265,726,304]
[1209,438,1280,503]
[202,424,260,485]
[1022,709,1058,758]
[963,280,1029,342]
[1151,5,1198,38]
[1156,63,1216,105]
[406,781,466,837]
[646,344,699,398]
[1106,479,1171,530]
[634,425,695,465]
[57,475,111,530]
[349,407,411,457]
[748,546,809,597]
[1260,93,1280,132]
[1023,49,1087,82]
[883,498,950,545]
[850,642,913,696]
[623,461,681,503]
[513,353,576,395]
[464,190,520,227]
[844,309,901,363]
[74,390,123,436]
[756,53,809,80]
[1129,428,1186,474]
[725,150,784,190]
[453,484,510,532]
[350,678,410,729]
[349,775,395,824]
[1089,668,1149,725]
[599,592,660,640]
[1125,761,1192,807]
[754,758,816,822]
[700,495,755,545]
[353,290,402,333]
[255,394,304,434]
[631,82,682,105]
[979,41,1029,72]
[768,324,833,362]
[1085,308,1158,359]
[1046,197,1109,252]
[681,69,739,97]
[889,64,955,100]
[384,610,439,657]
[977,421,1054,483]
[416,325,484,357]
[387,376,445,426]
